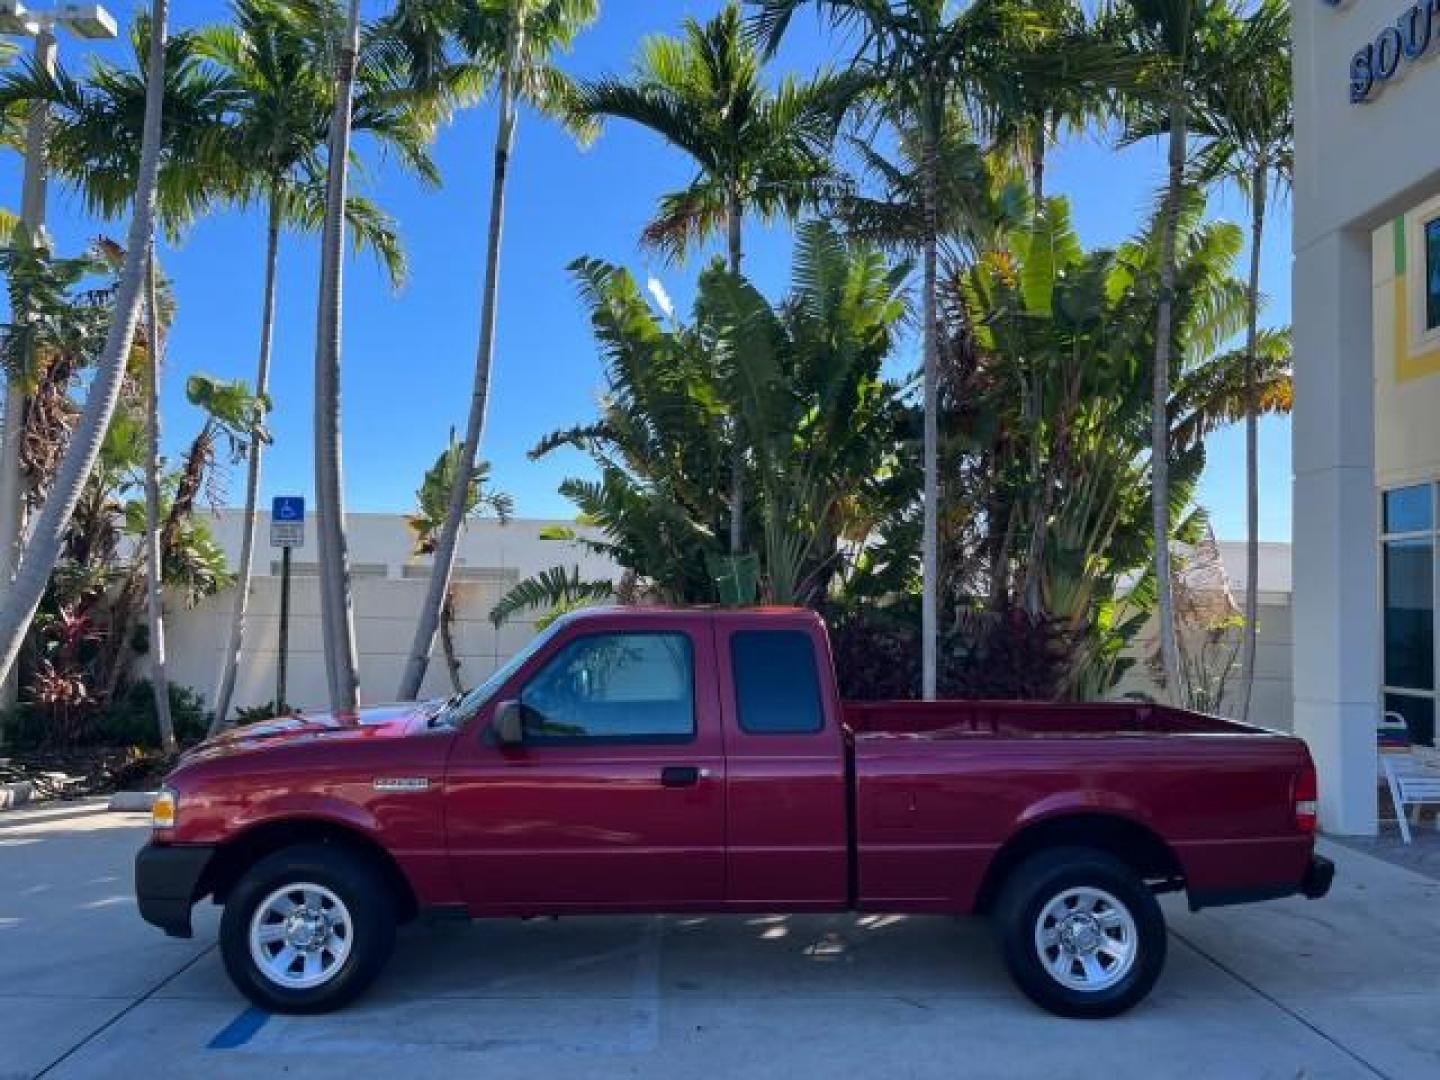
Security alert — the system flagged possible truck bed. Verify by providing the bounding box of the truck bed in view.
[842,699,1267,739]
[841,698,1309,913]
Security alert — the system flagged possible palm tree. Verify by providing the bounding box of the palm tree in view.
[576,2,854,560]
[986,0,1128,201]
[388,0,599,702]
[0,0,170,693]
[1185,0,1291,720]
[1120,0,1244,698]
[755,0,1038,699]
[406,433,512,692]
[0,8,412,734]
[200,0,424,730]
[141,247,175,750]
[0,15,232,740]
[309,0,365,713]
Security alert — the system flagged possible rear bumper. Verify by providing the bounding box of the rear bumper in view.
[135,842,214,938]
[1189,853,1335,911]
[1300,853,1336,900]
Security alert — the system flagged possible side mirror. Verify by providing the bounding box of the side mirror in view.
[491,700,524,747]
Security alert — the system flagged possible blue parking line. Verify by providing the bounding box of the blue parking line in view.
[208,1006,271,1049]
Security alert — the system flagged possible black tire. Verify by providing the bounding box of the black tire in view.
[220,843,396,1014]
[993,846,1167,1019]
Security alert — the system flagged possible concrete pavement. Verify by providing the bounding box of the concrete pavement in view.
[1,802,1435,1079]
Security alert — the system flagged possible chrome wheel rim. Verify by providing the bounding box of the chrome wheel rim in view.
[1034,886,1138,993]
[248,882,353,990]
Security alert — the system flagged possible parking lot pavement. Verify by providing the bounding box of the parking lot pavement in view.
[3,805,1436,1080]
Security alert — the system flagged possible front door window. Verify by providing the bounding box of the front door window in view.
[519,632,695,743]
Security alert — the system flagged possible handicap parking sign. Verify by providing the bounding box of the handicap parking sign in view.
[272,496,305,522]
[270,496,305,548]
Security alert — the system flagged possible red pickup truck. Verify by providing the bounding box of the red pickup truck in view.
[136,607,1332,1019]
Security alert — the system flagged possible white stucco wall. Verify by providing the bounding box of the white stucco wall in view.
[1114,543,1295,730]
[162,513,617,714]
[161,511,1297,728]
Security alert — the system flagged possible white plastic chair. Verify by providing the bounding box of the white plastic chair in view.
[1380,711,1440,843]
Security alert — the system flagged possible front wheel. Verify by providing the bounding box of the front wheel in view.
[220,843,396,1014]
[994,846,1167,1018]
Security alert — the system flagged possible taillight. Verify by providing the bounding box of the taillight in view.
[1294,758,1318,834]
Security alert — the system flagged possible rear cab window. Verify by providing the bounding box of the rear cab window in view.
[730,629,824,735]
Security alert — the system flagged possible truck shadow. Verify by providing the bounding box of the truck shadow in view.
[377,912,1014,1004]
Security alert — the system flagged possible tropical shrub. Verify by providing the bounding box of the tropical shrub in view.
[494,221,912,622]
[5,680,207,749]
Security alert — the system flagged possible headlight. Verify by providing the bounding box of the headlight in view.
[152,787,178,830]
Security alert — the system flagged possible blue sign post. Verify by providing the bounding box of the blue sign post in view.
[270,497,304,710]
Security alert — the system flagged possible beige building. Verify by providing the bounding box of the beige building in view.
[1292,0,1440,832]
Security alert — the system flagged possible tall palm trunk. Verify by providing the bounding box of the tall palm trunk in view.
[143,248,176,753]
[1029,114,1047,202]
[920,95,940,701]
[313,0,362,713]
[0,0,169,690]
[439,591,463,694]
[210,189,282,731]
[1239,161,1267,722]
[399,23,520,701]
[1151,97,1186,699]
[727,190,745,556]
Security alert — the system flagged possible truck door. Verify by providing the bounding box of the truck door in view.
[716,616,849,909]
[444,614,726,913]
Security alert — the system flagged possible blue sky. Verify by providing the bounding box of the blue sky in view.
[2,0,1293,542]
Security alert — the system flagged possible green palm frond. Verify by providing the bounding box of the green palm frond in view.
[406,429,511,554]
[576,2,855,264]
[489,565,615,628]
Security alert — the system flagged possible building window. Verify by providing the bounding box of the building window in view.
[1428,218,1440,331]
[1384,539,1433,689]
[1382,483,1439,746]
[1384,484,1433,533]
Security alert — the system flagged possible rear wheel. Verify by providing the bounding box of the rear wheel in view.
[220,844,395,1014]
[994,846,1166,1018]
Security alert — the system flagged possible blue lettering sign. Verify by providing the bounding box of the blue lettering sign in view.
[1350,4,1440,103]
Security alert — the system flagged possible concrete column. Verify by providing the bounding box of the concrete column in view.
[1292,227,1378,836]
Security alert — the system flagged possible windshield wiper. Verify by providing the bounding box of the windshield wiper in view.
[427,690,469,727]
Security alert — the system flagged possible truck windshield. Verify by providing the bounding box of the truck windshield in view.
[431,618,569,726]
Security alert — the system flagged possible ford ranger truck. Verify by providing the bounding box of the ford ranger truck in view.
[135,606,1333,1018]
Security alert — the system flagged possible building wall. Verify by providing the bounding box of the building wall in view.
[161,512,1298,728]
[1373,206,1440,485]
[1290,0,1440,833]
[163,514,617,713]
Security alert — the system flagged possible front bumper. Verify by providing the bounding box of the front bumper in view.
[135,842,215,938]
